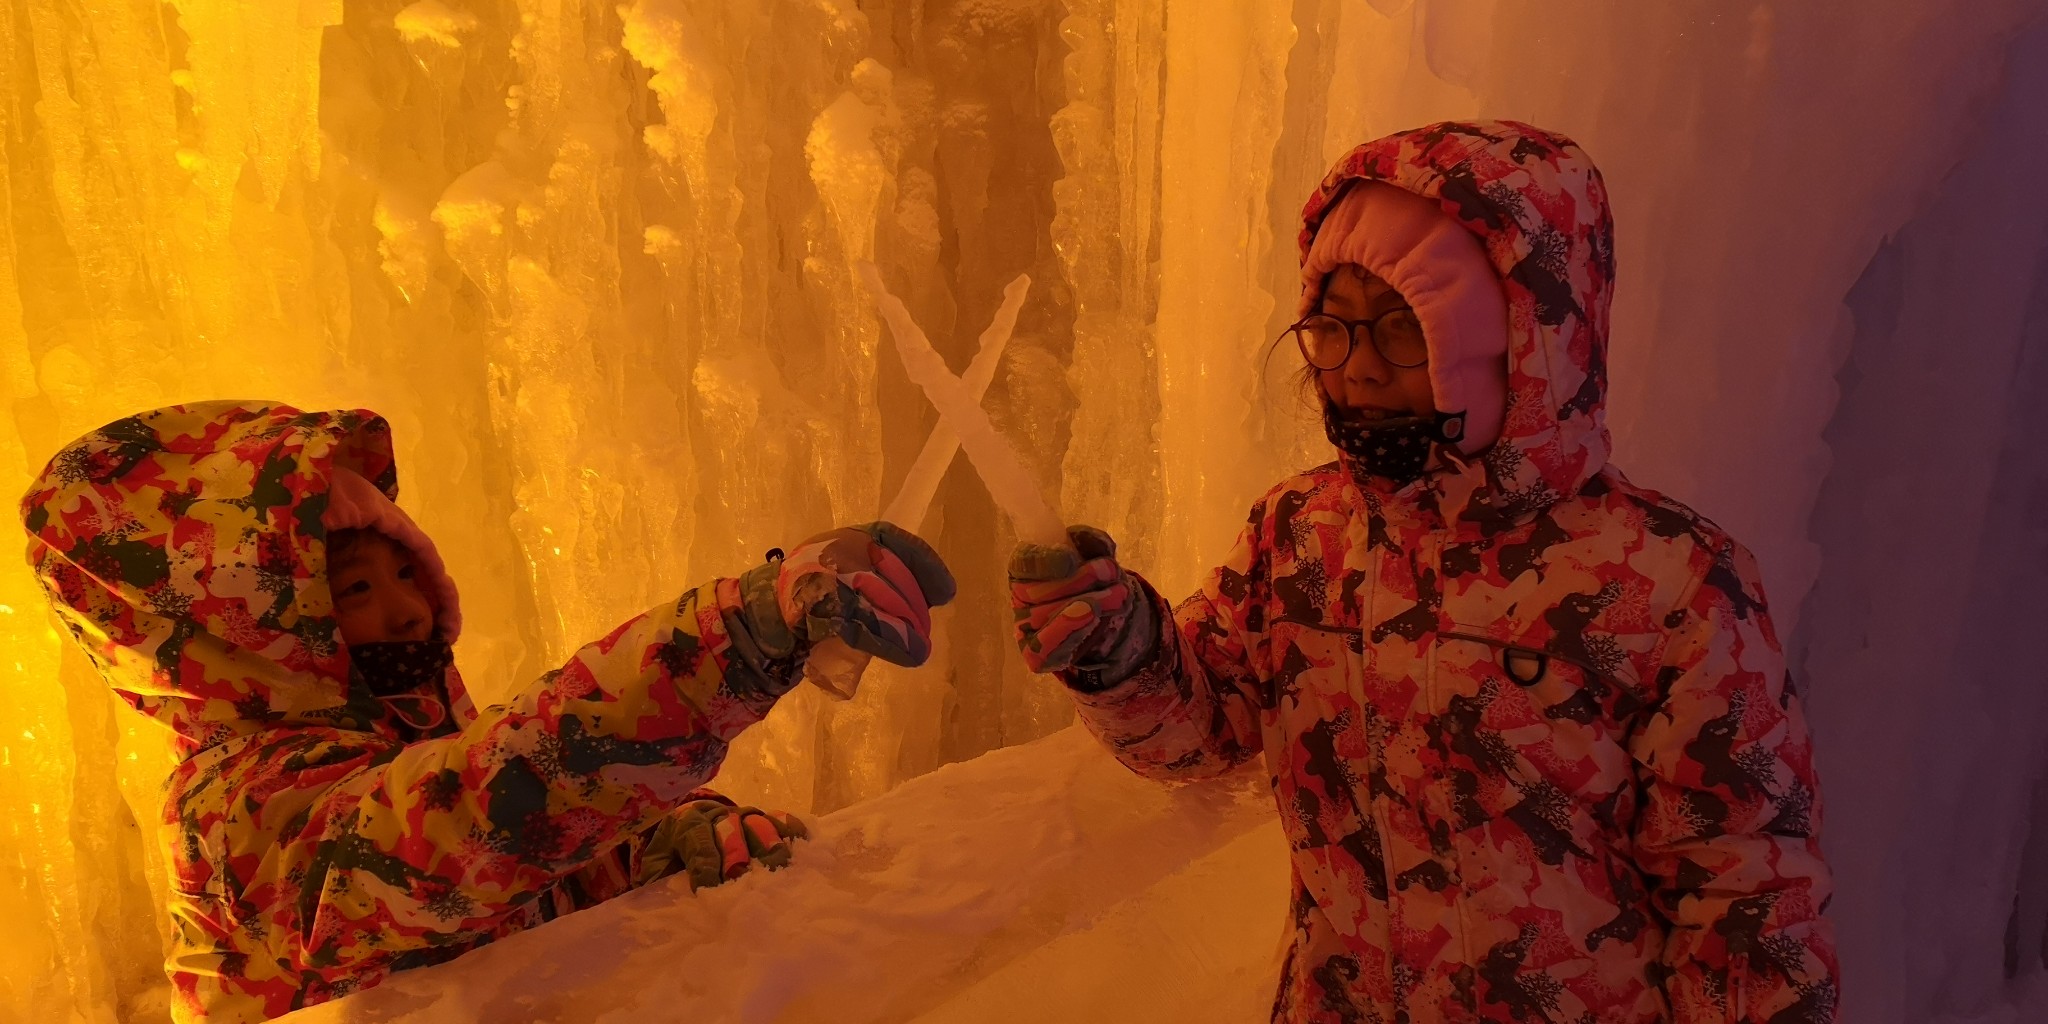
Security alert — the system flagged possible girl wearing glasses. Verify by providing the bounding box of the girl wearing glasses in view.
[1008,122,1837,1023]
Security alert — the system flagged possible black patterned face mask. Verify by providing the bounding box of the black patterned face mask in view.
[1321,398,1466,486]
[348,639,453,695]
[348,639,454,733]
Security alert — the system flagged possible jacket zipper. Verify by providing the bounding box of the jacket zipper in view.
[1365,538,1405,1012]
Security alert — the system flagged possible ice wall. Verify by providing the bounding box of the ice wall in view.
[5,1,2047,1022]
[1799,18,2048,1021]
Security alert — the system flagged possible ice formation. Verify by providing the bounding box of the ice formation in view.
[808,269,1033,700]
[4,1,2048,1022]
[269,727,1288,1024]
[882,273,1034,529]
[807,270,1032,700]
[862,263,1068,547]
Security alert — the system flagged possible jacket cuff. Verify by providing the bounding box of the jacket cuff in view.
[717,566,808,704]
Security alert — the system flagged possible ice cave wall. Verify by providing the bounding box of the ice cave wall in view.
[3,1,2047,1021]
[1800,15,2048,1021]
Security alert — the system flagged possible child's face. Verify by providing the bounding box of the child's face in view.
[329,531,435,645]
[1315,265,1437,419]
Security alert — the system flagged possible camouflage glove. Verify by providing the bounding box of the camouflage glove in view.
[659,796,810,892]
[1008,525,1158,686]
[737,522,956,670]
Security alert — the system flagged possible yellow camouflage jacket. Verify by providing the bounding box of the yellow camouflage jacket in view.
[23,402,792,1022]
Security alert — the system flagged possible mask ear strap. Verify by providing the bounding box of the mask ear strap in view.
[376,693,447,732]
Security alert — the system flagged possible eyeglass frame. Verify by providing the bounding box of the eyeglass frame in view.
[1282,307,1429,371]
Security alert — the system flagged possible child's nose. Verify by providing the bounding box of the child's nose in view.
[387,593,432,641]
[1343,339,1393,386]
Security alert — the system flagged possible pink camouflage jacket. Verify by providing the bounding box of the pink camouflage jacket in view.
[1064,123,1838,1022]
[21,403,792,1022]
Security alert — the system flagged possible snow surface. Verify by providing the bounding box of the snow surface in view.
[276,727,1288,1024]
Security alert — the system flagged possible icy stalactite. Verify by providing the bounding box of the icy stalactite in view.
[883,273,1033,530]
[1152,0,1298,598]
[0,4,369,1018]
[1245,0,1348,497]
[805,59,898,522]
[797,269,1040,803]
[612,1,891,816]
[623,0,765,574]
[845,2,1085,801]
[393,1,478,49]
[437,1,696,684]
[1048,0,1167,574]
[864,263,1065,547]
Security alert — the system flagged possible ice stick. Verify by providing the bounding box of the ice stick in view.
[881,272,1032,529]
[858,262,1070,548]
[802,640,873,700]
[809,268,1060,702]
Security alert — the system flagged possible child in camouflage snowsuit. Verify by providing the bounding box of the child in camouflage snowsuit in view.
[1010,122,1839,1022]
[22,401,954,1023]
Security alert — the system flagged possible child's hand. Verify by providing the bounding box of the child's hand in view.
[669,798,809,891]
[774,522,956,668]
[1008,525,1155,680]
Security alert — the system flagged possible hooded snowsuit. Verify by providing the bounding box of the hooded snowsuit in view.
[21,401,796,1022]
[1063,123,1837,1021]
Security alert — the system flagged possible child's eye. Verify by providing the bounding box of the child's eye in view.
[337,580,371,600]
[398,564,416,580]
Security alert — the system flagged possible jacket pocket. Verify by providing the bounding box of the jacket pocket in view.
[1435,629,1641,843]
[1440,629,1643,734]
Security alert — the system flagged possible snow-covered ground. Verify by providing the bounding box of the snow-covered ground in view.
[278,727,1290,1024]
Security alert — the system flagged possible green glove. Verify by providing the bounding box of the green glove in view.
[653,797,809,892]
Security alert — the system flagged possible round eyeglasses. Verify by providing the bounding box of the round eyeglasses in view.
[1284,308,1429,371]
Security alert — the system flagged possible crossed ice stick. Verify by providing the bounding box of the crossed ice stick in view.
[858,264,1064,546]
[802,265,1055,698]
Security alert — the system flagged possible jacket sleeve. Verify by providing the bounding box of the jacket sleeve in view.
[1060,505,1274,782]
[1629,542,1839,1022]
[186,577,794,965]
